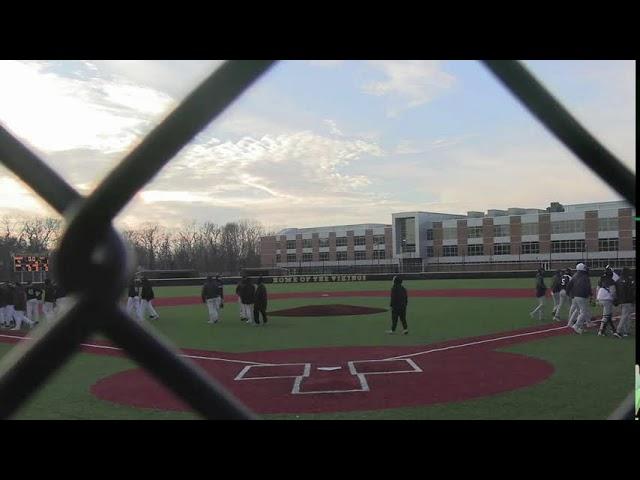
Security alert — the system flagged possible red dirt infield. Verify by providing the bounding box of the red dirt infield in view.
[87,323,564,414]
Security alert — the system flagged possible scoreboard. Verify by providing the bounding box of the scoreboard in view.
[13,255,49,272]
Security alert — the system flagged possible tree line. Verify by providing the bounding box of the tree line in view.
[0,216,274,279]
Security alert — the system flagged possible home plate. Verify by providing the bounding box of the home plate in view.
[317,366,341,371]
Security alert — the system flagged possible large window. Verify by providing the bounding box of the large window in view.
[426,229,434,240]
[520,241,540,254]
[443,245,458,257]
[467,226,483,238]
[286,254,297,262]
[302,239,312,248]
[355,251,367,260]
[521,222,539,235]
[467,244,484,256]
[551,219,585,234]
[373,250,386,260]
[426,246,434,257]
[493,224,510,237]
[551,239,586,253]
[373,235,385,244]
[598,217,618,231]
[335,237,347,247]
[336,251,347,261]
[354,236,366,246]
[319,237,329,247]
[302,253,313,262]
[275,254,281,263]
[493,243,511,255]
[442,227,458,240]
[598,238,619,252]
[286,240,296,249]
[319,252,329,261]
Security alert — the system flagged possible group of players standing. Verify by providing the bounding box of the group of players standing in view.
[124,276,160,322]
[200,274,269,326]
[0,279,69,330]
[531,263,636,337]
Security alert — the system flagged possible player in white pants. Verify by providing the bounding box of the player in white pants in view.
[126,279,141,319]
[138,277,159,321]
[202,275,223,323]
[596,268,617,337]
[615,268,635,337]
[529,268,546,321]
[554,269,572,322]
[11,283,34,330]
[25,282,42,324]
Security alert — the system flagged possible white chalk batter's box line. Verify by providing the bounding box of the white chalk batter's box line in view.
[234,358,422,395]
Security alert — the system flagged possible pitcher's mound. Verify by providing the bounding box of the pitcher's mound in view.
[268,304,387,317]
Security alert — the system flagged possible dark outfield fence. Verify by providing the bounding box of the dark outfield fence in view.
[144,268,634,287]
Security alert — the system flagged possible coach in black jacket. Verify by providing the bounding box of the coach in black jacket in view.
[387,276,409,335]
[253,277,268,325]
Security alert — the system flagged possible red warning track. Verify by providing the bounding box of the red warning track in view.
[154,288,540,307]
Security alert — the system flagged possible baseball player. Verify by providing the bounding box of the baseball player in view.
[25,281,42,324]
[42,278,57,321]
[0,283,9,328]
[11,282,34,330]
[387,276,409,334]
[566,263,593,334]
[202,275,223,324]
[126,278,141,319]
[236,277,246,321]
[239,276,256,324]
[550,270,562,318]
[253,277,268,325]
[615,267,635,337]
[529,268,547,321]
[138,276,159,321]
[596,267,618,337]
[553,268,573,322]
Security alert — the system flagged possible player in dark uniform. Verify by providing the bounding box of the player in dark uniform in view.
[550,270,562,318]
[0,283,10,328]
[42,278,57,321]
[529,268,546,321]
[553,268,572,322]
[387,276,409,335]
[615,267,635,337]
[240,277,256,325]
[138,276,159,321]
[253,277,268,325]
[126,278,140,318]
[25,281,43,323]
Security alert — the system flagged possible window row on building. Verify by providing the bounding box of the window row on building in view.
[425,218,622,240]
[423,238,628,257]
[277,250,387,263]
[284,235,386,250]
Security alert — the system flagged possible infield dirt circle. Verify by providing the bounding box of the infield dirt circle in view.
[90,325,567,414]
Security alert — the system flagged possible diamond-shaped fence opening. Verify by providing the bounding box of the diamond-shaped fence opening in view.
[0,60,635,420]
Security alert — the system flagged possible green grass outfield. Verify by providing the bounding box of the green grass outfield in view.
[1,277,634,420]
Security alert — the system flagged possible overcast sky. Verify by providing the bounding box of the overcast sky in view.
[0,60,635,232]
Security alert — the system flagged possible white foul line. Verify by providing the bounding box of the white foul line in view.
[0,333,273,367]
[383,325,569,361]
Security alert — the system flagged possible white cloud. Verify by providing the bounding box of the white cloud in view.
[0,60,175,154]
[361,60,455,115]
[324,119,344,136]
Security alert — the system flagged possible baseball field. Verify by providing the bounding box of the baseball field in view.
[0,277,634,420]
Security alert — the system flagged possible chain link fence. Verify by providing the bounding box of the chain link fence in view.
[0,60,635,420]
